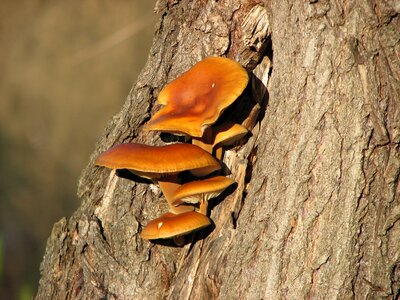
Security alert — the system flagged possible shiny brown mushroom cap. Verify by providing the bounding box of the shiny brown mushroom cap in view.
[95,143,221,176]
[140,211,211,240]
[172,176,235,205]
[144,57,249,137]
[213,122,248,148]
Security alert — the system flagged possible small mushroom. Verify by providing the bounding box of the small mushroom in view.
[171,176,235,215]
[144,56,248,138]
[212,122,248,159]
[192,122,248,158]
[140,211,211,245]
[95,143,221,213]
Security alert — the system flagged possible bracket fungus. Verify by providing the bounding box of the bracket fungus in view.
[144,56,249,138]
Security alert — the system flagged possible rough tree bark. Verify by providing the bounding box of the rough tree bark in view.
[36,0,400,299]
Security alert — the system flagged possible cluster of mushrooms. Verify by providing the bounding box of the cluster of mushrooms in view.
[95,57,249,245]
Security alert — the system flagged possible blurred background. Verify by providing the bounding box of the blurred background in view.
[0,1,157,299]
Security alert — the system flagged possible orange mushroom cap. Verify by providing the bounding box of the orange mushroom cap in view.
[140,211,211,240]
[144,57,249,137]
[171,176,235,205]
[213,122,248,148]
[95,143,221,177]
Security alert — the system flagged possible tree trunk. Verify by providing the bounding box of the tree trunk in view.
[35,0,400,299]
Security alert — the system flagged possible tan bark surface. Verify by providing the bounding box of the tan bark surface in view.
[36,1,400,299]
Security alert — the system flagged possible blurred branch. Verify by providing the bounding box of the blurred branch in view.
[70,14,154,65]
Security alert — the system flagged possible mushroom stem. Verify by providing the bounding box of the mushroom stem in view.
[214,146,223,160]
[173,235,185,246]
[192,139,213,154]
[199,195,208,215]
[192,126,214,154]
[158,175,194,214]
